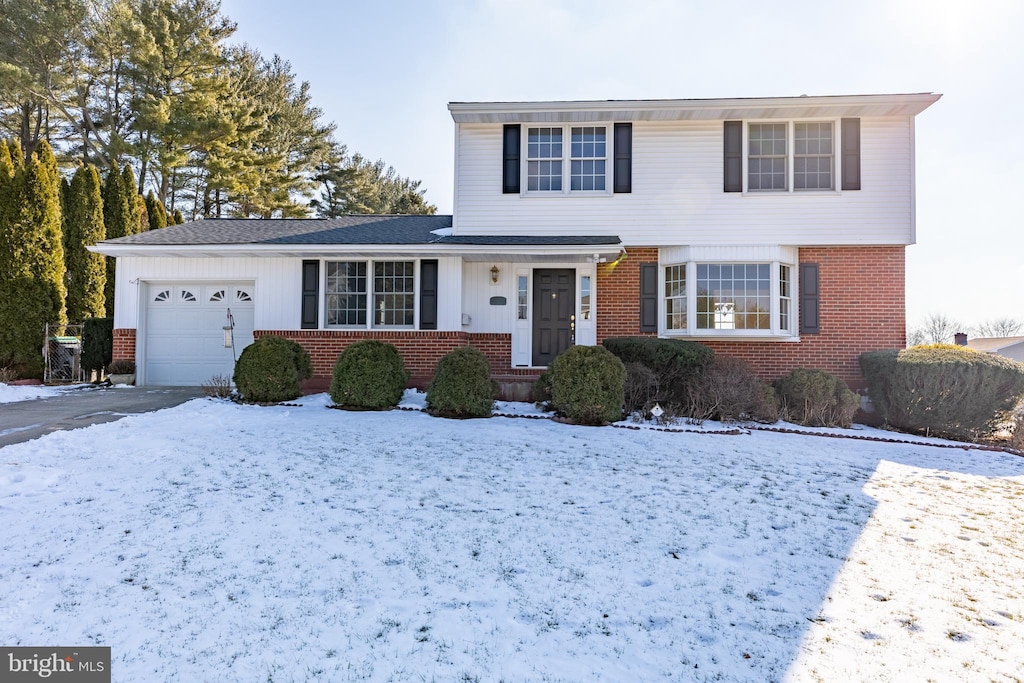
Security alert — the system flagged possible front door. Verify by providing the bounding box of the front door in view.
[532,269,575,366]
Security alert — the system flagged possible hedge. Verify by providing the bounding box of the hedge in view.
[81,317,113,374]
[774,368,859,428]
[602,336,712,409]
[860,345,1024,440]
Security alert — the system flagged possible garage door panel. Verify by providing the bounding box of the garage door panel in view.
[144,281,256,386]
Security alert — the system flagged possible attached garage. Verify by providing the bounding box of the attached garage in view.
[142,282,255,386]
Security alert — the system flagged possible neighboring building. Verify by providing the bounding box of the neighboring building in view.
[92,92,941,389]
[965,336,1024,363]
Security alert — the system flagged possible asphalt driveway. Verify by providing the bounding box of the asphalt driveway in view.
[0,386,203,447]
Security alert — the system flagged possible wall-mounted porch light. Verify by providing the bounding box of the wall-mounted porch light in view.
[490,265,500,284]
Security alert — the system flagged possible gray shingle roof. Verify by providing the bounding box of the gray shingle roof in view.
[98,215,621,247]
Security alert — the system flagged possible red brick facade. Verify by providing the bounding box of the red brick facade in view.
[112,328,136,362]
[256,330,514,389]
[596,245,905,387]
[118,245,903,390]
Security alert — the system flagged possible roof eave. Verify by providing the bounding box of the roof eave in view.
[448,93,942,123]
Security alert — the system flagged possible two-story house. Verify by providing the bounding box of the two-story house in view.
[93,93,940,390]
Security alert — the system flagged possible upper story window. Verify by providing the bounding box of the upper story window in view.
[527,127,563,191]
[525,125,607,194]
[794,122,834,190]
[747,121,835,192]
[570,127,606,191]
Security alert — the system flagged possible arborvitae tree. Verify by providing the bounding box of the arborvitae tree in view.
[64,164,106,322]
[172,208,184,225]
[145,190,167,229]
[0,140,15,370]
[0,140,66,376]
[122,165,141,235]
[136,192,148,233]
[102,161,130,313]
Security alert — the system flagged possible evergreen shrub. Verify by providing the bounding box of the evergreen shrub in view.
[533,369,552,404]
[81,317,113,374]
[330,340,408,409]
[233,336,311,403]
[426,347,494,418]
[602,336,713,407]
[860,345,1024,440]
[550,345,625,425]
[774,368,859,428]
[686,356,779,424]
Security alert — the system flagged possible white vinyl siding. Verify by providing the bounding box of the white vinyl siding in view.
[113,255,464,332]
[453,118,914,245]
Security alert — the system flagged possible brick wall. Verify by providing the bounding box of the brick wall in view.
[594,245,905,387]
[596,246,659,340]
[112,328,136,362]
[256,330,512,389]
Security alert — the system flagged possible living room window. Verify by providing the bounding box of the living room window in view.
[325,260,415,328]
[662,259,796,337]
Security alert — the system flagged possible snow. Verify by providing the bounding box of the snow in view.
[0,383,66,404]
[429,227,454,237]
[2,394,1023,682]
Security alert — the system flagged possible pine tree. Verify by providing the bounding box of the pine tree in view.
[102,161,131,313]
[64,164,106,322]
[136,193,148,233]
[0,140,66,376]
[172,208,184,225]
[144,190,168,229]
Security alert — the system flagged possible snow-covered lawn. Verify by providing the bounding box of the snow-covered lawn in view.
[0,383,68,404]
[2,394,1022,682]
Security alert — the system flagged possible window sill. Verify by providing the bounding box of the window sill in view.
[520,191,613,198]
[662,331,801,342]
[740,190,840,197]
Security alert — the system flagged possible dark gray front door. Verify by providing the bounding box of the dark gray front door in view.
[533,269,575,366]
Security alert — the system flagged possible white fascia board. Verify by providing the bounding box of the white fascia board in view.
[448,93,942,123]
[88,242,624,259]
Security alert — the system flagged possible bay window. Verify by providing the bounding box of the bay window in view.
[661,257,797,337]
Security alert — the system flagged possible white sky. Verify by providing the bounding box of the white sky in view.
[219,0,1024,330]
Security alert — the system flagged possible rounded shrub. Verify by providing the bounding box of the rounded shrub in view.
[774,368,859,428]
[532,369,552,404]
[330,340,408,409]
[860,345,1024,440]
[233,335,310,403]
[426,347,494,418]
[602,336,713,409]
[550,345,626,425]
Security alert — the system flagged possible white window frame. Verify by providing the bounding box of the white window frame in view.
[522,123,613,197]
[743,119,841,194]
[659,259,799,340]
[322,258,419,330]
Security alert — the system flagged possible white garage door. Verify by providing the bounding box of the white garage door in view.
[144,283,256,386]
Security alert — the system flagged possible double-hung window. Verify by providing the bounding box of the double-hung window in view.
[325,259,416,328]
[526,125,608,193]
[747,121,835,192]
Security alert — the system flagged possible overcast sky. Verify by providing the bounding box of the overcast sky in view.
[219,0,1024,331]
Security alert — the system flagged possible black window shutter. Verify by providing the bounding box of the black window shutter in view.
[724,121,743,192]
[841,118,861,191]
[301,260,319,329]
[613,123,632,193]
[799,263,820,334]
[419,259,438,330]
[502,124,520,194]
[640,263,658,333]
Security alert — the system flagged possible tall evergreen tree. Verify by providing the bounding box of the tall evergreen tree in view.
[171,208,184,225]
[136,192,148,233]
[0,140,66,376]
[121,164,141,234]
[0,140,15,371]
[64,164,106,322]
[102,161,130,312]
[144,189,167,229]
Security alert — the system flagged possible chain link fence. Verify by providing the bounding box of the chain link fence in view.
[44,323,85,383]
